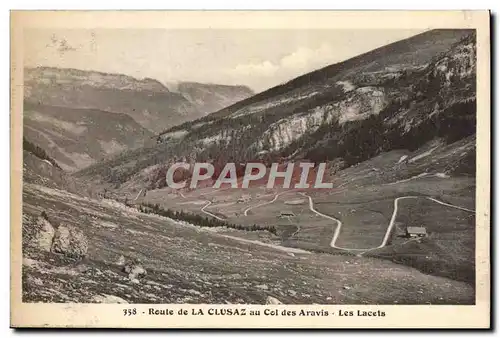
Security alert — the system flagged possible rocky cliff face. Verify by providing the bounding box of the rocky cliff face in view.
[255,85,389,152]
[24,67,170,93]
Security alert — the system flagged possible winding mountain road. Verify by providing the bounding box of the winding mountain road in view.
[133,189,144,202]
[301,193,475,253]
[243,191,291,216]
[176,190,225,220]
[178,187,475,254]
[201,200,225,221]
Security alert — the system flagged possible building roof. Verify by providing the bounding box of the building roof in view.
[406,226,427,234]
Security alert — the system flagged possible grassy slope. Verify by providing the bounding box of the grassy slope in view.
[22,182,473,304]
[367,198,475,284]
[24,102,155,171]
[134,136,476,287]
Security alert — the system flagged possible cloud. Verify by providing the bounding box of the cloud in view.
[231,60,279,77]
[226,43,338,90]
[280,43,334,71]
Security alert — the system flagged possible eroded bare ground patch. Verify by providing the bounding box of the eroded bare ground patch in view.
[21,183,474,304]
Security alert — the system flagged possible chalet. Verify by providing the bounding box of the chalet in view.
[279,211,295,218]
[405,226,427,238]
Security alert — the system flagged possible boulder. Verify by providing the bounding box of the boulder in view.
[26,275,44,287]
[51,224,88,259]
[123,261,147,281]
[116,255,126,266]
[265,296,283,305]
[32,216,55,252]
[92,294,129,304]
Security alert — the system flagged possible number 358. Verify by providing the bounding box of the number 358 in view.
[124,308,137,316]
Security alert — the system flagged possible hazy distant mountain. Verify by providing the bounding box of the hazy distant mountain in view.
[23,67,254,171]
[170,82,254,117]
[24,67,254,133]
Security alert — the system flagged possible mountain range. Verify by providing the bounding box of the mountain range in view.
[76,29,476,191]
[23,67,254,170]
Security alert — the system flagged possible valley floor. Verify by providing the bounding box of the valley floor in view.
[21,141,476,304]
[21,180,474,304]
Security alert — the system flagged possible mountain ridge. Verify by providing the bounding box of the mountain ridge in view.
[23,67,255,170]
[164,29,473,132]
[75,29,476,196]
[24,67,255,133]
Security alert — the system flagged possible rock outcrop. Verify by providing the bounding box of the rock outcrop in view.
[116,255,126,266]
[92,294,129,304]
[123,260,147,283]
[266,296,283,305]
[31,216,55,252]
[51,224,88,259]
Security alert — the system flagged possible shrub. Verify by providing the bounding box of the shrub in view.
[139,202,277,235]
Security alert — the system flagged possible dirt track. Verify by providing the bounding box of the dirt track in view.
[301,193,475,253]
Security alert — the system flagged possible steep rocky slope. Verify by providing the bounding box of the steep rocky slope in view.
[162,30,475,166]
[23,149,96,197]
[23,102,155,171]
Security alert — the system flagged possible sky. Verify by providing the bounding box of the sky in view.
[23,29,426,92]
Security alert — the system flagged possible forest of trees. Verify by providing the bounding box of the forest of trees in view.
[299,98,476,167]
[139,202,278,235]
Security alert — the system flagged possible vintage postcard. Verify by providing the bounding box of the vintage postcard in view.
[11,11,490,328]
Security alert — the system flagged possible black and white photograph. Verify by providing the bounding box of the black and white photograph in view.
[10,10,490,329]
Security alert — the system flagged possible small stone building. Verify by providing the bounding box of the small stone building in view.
[279,211,295,217]
[405,226,427,238]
